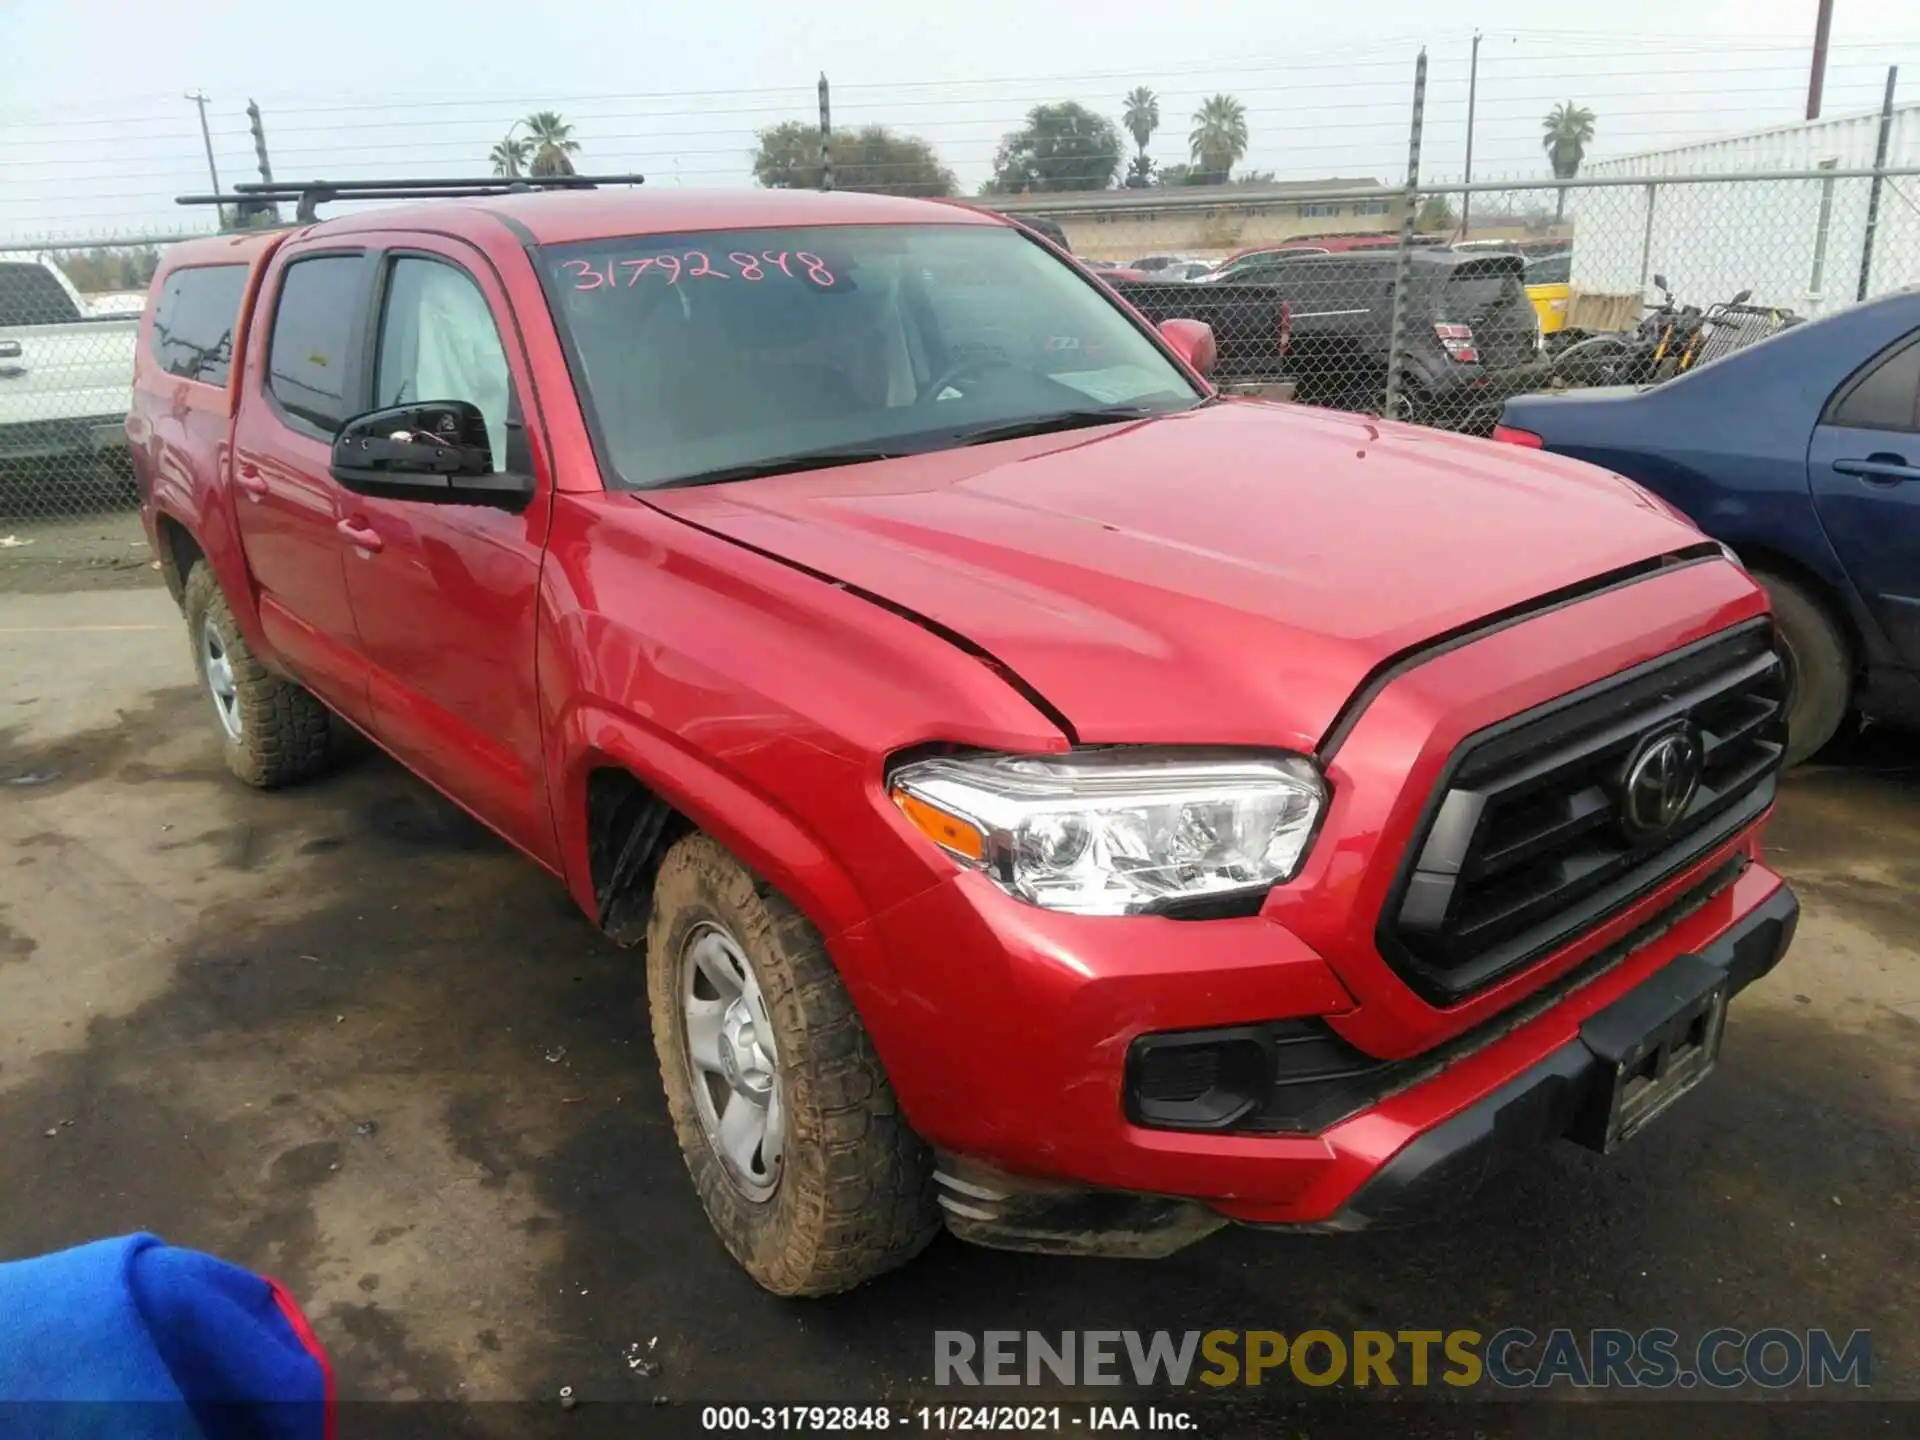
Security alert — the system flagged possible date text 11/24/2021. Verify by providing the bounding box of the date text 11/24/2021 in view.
[700,1405,1198,1432]
[564,250,837,289]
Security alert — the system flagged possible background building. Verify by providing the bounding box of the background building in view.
[1570,102,1920,314]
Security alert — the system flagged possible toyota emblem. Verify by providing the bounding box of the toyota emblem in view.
[1620,726,1704,837]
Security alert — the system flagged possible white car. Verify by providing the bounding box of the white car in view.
[0,252,139,469]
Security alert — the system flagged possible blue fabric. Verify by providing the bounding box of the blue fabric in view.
[0,1234,327,1440]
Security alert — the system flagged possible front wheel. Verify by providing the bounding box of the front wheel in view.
[646,833,939,1295]
[1755,568,1852,765]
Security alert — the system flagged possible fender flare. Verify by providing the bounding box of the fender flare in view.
[150,487,276,666]
[551,700,877,949]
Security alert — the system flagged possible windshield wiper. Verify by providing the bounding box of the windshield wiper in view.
[948,405,1173,448]
[650,445,912,489]
[647,404,1192,489]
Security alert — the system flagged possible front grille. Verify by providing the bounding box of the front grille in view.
[1379,620,1785,1004]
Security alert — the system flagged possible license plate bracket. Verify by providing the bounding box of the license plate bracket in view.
[1572,953,1729,1153]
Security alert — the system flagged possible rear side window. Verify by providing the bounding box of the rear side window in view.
[0,261,82,326]
[267,255,366,432]
[150,264,249,387]
[1828,335,1920,433]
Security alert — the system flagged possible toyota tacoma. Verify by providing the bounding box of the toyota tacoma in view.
[128,184,1797,1295]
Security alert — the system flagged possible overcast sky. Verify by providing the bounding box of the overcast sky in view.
[2,0,1917,240]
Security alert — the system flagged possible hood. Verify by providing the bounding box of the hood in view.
[644,403,1705,751]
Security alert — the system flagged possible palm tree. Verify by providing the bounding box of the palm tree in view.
[1122,86,1160,189]
[1189,94,1248,185]
[524,111,581,177]
[1542,102,1596,222]
[489,136,531,177]
[1122,87,1160,156]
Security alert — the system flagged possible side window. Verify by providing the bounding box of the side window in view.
[373,258,513,470]
[267,256,366,433]
[1828,335,1920,433]
[150,264,249,386]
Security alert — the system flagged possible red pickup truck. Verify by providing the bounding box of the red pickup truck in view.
[128,188,1798,1297]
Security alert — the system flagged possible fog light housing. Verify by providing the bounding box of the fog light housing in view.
[1126,1020,1401,1134]
[1127,1028,1271,1129]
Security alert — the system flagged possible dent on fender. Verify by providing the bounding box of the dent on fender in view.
[555,699,878,945]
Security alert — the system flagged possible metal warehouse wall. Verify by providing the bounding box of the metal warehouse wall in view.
[1568,103,1920,316]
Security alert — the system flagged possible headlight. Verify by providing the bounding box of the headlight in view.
[888,749,1325,915]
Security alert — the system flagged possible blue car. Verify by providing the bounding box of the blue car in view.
[1498,287,1920,763]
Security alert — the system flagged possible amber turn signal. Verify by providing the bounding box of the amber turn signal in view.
[890,787,986,863]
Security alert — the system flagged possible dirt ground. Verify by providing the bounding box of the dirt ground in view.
[1,580,1914,1436]
[0,508,157,594]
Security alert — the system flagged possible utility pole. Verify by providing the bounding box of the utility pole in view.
[185,90,224,228]
[244,100,281,226]
[1859,66,1899,301]
[246,99,274,184]
[1461,30,1482,237]
[818,73,833,192]
[1808,0,1835,120]
[1383,48,1427,421]
[185,90,221,194]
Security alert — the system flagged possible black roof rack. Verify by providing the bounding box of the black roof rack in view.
[177,173,646,224]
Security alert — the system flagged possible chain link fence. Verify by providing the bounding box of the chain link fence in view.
[1,236,191,533]
[4,51,1920,542]
[4,169,1917,535]
[1008,163,1920,435]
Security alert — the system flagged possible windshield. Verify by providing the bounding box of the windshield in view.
[539,224,1202,489]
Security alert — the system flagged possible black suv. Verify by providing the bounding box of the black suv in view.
[1205,249,1545,433]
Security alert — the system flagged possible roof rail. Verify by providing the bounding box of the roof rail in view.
[177,173,646,224]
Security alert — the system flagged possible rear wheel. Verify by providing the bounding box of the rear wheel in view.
[183,564,334,788]
[646,832,938,1296]
[1754,568,1851,765]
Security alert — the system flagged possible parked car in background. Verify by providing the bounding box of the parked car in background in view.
[0,252,138,478]
[1524,250,1573,339]
[1150,259,1217,282]
[1499,286,1920,762]
[132,183,1796,1299]
[1096,270,1292,384]
[1194,245,1332,282]
[1128,254,1212,279]
[1207,248,1545,430]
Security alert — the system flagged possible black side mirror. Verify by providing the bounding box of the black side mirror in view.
[329,401,532,510]
[1652,273,1669,292]
[1731,288,1753,306]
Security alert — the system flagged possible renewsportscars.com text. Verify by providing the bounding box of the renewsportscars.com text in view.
[934,1328,1872,1390]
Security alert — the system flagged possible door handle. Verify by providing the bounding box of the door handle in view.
[336,518,384,553]
[1834,454,1920,484]
[234,463,269,497]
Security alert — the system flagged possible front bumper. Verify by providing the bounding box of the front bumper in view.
[880,856,1793,1256]
[1304,878,1795,1233]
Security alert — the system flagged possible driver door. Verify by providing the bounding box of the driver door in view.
[336,240,560,869]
